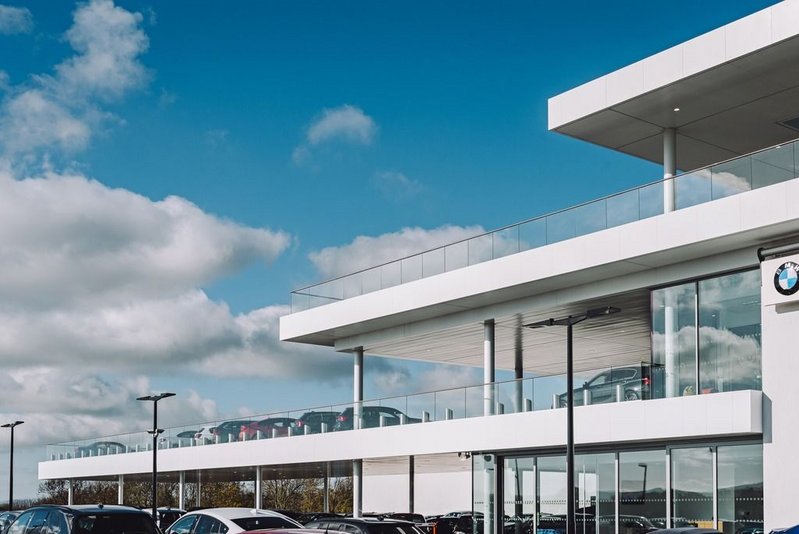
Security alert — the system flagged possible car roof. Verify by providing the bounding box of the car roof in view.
[28,505,149,515]
[318,518,413,525]
[187,508,296,521]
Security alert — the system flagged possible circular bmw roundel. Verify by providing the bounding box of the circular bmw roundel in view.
[775,261,799,296]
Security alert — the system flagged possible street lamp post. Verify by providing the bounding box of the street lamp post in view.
[137,393,175,520]
[1,421,23,511]
[525,306,621,534]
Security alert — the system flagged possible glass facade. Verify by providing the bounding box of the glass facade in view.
[492,443,762,534]
[651,270,761,398]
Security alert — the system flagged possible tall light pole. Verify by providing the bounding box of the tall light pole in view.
[525,306,620,534]
[1,421,23,511]
[137,393,175,520]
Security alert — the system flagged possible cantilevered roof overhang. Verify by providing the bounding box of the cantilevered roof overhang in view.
[548,0,799,171]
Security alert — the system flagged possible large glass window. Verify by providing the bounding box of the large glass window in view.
[619,450,666,529]
[503,458,535,534]
[698,271,761,393]
[474,454,495,534]
[717,444,763,534]
[671,447,714,528]
[575,454,615,534]
[537,455,567,533]
[652,283,697,398]
[652,270,761,398]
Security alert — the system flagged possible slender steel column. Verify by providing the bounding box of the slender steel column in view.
[353,459,363,518]
[484,320,496,416]
[118,474,124,505]
[68,479,74,505]
[255,467,263,509]
[354,348,364,429]
[409,455,415,513]
[663,127,677,213]
[514,315,524,413]
[1,421,23,510]
[566,323,575,534]
[323,462,330,513]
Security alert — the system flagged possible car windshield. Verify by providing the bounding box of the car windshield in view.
[73,514,158,534]
[231,517,298,531]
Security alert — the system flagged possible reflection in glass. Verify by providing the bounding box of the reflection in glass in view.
[547,210,577,244]
[445,241,469,272]
[573,199,608,237]
[619,450,666,528]
[537,455,567,523]
[652,283,697,398]
[468,234,493,266]
[519,218,546,251]
[575,453,615,534]
[423,248,446,277]
[493,226,520,259]
[607,190,640,229]
[751,142,796,189]
[712,159,752,200]
[503,457,535,534]
[672,447,713,528]
[698,271,761,393]
[717,444,763,534]
[474,454,495,534]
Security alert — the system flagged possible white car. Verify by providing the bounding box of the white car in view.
[194,426,216,445]
[165,508,302,534]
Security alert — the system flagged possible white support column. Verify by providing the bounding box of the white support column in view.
[409,455,415,514]
[484,320,496,416]
[664,289,678,398]
[663,127,677,213]
[353,459,363,518]
[67,479,74,505]
[118,474,124,505]
[196,471,202,508]
[179,471,185,511]
[514,314,524,414]
[255,467,263,509]
[323,462,330,513]
[354,348,364,430]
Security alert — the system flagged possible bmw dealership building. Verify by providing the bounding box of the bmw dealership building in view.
[40,2,799,533]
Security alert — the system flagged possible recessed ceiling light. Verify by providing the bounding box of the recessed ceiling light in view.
[673,107,680,112]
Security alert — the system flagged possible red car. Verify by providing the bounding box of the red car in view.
[239,417,298,440]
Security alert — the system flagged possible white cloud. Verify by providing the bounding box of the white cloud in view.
[308,225,484,279]
[0,5,33,35]
[0,0,149,161]
[293,104,376,166]
[373,170,425,200]
[306,104,376,146]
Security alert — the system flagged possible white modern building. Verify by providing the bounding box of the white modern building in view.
[40,2,799,533]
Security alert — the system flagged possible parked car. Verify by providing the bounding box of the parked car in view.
[239,417,298,440]
[306,517,426,534]
[148,507,186,530]
[333,406,422,431]
[160,431,198,449]
[213,420,253,443]
[294,411,340,434]
[74,441,126,458]
[195,426,216,444]
[557,365,651,407]
[165,508,302,534]
[7,505,158,534]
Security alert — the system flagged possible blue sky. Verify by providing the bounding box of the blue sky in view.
[0,0,777,497]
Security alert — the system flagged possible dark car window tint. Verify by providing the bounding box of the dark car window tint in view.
[47,511,69,534]
[73,514,159,534]
[231,517,297,531]
[168,515,197,534]
[25,510,49,534]
[8,512,33,534]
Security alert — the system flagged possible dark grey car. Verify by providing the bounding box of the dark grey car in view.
[557,365,651,407]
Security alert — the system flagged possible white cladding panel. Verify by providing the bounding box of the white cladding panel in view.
[39,391,761,481]
[362,471,472,517]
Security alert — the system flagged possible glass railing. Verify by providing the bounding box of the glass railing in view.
[46,361,738,462]
[290,139,799,312]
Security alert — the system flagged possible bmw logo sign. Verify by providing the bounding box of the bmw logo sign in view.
[775,261,799,295]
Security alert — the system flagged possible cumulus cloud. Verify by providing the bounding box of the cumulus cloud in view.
[0,0,148,161]
[309,225,484,279]
[373,170,425,200]
[293,104,376,166]
[0,5,32,35]
[0,171,290,309]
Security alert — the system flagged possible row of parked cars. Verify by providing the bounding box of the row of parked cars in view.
[71,407,423,457]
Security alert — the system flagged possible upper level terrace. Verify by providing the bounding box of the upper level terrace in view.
[289,138,799,315]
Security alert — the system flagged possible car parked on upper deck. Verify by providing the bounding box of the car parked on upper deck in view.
[333,406,421,431]
[239,417,298,440]
[294,411,339,434]
[74,441,126,458]
[557,365,651,407]
[212,420,253,443]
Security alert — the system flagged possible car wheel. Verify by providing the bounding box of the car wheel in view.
[624,390,640,401]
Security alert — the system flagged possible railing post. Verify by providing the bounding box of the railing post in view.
[445,408,454,420]
[525,398,533,412]
[616,384,623,402]
[552,394,559,409]
[421,411,430,422]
